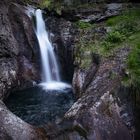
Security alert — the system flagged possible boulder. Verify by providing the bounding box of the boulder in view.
[0,101,47,140]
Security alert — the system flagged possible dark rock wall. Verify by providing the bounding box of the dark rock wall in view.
[0,1,40,100]
[0,1,18,100]
[0,1,48,139]
[8,3,40,89]
[46,16,76,82]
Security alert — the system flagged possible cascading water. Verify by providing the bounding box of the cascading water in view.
[35,9,60,82]
[4,8,74,129]
[35,9,71,90]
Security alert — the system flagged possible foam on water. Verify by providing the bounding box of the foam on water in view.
[39,82,71,91]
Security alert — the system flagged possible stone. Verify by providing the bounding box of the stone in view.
[46,17,76,82]
[0,101,47,140]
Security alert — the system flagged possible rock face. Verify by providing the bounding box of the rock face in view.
[8,3,40,89]
[45,47,133,140]
[0,101,46,140]
[61,3,123,23]
[0,1,40,100]
[46,17,76,82]
[0,1,18,100]
[0,1,45,139]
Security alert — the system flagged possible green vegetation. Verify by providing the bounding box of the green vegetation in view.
[39,0,63,14]
[127,43,140,88]
[75,21,93,29]
[101,31,125,51]
[105,31,125,43]
[74,7,140,106]
[75,7,140,71]
[102,8,140,51]
[106,8,140,26]
[40,0,51,7]
[106,8,140,96]
[122,32,140,89]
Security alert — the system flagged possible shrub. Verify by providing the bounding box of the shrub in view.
[116,21,138,37]
[105,31,125,43]
[39,0,63,14]
[75,21,93,29]
[127,43,140,88]
[101,41,114,51]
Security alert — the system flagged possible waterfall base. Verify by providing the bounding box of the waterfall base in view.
[39,82,71,91]
[5,86,74,126]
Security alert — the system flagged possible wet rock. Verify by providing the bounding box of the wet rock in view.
[47,47,133,140]
[61,3,123,23]
[73,63,98,99]
[0,1,46,138]
[0,58,18,100]
[0,1,18,100]
[0,0,41,100]
[0,101,47,140]
[72,69,86,99]
[8,3,40,87]
[46,17,76,82]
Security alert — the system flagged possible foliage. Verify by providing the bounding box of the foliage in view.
[105,31,125,43]
[106,8,140,26]
[40,0,51,7]
[75,21,93,29]
[101,8,140,51]
[40,0,63,14]
[75,8,140,68]
[121,42,140,105]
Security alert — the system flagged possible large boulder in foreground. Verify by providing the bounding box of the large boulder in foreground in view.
[0,101,47,140]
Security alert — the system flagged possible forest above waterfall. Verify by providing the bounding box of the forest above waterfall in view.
[0,0,140,140]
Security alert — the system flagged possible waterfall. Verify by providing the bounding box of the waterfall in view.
[35,9,60,82]
[35,9,71,90]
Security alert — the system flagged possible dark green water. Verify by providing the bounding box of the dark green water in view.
[5,86,74,126]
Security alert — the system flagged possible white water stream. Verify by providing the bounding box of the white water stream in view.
[35,9,71,90]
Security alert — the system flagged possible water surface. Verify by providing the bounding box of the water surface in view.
[5,87,74,126]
